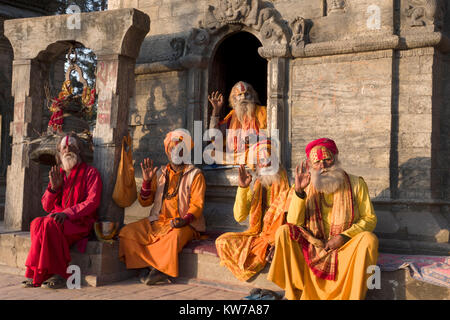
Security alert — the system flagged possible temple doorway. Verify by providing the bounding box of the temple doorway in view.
[208,32,267,120]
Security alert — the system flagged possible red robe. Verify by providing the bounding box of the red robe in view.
[25,162,102,286]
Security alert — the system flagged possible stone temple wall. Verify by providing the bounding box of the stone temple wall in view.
[290,50,393,200]
[107,0,450,254]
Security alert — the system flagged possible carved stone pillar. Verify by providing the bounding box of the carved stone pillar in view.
[93,54,137,225]
[4,59,46,230]
[3,8,150,230]
[267,57,290,169]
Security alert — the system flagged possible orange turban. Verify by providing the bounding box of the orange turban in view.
[163,129,194,156]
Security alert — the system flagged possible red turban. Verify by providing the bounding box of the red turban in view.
[305,138,338,159]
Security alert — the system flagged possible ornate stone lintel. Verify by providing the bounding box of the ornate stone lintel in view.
[199,0,291,58]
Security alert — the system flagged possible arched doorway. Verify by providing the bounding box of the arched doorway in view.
[208,32,267,120]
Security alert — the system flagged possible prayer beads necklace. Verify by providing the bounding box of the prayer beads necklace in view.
[162,168,183,200]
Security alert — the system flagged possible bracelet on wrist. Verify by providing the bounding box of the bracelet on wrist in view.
[295,189,306,199]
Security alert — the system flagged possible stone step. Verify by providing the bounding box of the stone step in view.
[0,230,448,299]
[178,244,450,300]
[0,231,136,287]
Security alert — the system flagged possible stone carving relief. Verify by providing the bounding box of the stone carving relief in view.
[169,38,186,61]
[327,0,347,15]
[405,0,447,30]
[199,0,291,58]
[289,16,311,56]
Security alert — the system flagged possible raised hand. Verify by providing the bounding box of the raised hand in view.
[49,165,63,191]
[208,91,224,116]
[140,158,158,183]
[238,164,252,188]
[295,161,311,193]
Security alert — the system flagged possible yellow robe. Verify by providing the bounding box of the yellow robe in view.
[118,165,206,277]
[216,170,291,281]
[267,174,378,300]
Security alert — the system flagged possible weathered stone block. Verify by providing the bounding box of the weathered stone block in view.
[395,211,449,243]
[374,210,401,235]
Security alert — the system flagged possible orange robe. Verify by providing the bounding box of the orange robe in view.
[218,105,267,164]
[215,169,291,281]
[118,165,206,277]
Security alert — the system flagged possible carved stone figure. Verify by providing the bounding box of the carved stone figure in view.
[327,0,346,14]
[290,17,310,48]
[169,38,185,60]
[405,0,446,30]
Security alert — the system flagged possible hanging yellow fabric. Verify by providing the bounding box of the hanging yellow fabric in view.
[112,134,137,207]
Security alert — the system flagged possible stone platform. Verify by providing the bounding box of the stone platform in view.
[0,227,448,300]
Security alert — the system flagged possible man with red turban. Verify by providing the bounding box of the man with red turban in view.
[268,138,378,300]
[119,129,206,285]
[208,81,267,163]
[22,134,103,288]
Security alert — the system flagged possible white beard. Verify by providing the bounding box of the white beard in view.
[256,167,281,188]
[310,162,345,194]
[61,152,78,172]
[234,100,256,124]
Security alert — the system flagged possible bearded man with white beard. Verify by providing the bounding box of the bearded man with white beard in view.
[208,81,267,162]
[22,134,102,289]
[215,140,292,282]
[267,138,378,300]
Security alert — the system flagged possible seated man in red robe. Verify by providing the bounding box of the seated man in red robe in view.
[22,133,102,289]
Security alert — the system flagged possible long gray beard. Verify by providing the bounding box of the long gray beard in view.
[234,100,256,123]
[310,163,345,194]
[61,152,78,172]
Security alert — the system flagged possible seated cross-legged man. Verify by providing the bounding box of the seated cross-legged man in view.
[215,140,292,287]
[119,129,206,285]
[23,134,103,289]
[268,138,378,300]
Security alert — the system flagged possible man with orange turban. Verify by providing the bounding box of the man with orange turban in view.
[208,81,267,163]
[216,140,292,284]
[119,129,206,285]
[268,138,378,300]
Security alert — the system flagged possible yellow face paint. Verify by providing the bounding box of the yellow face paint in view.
[309,146,333,164]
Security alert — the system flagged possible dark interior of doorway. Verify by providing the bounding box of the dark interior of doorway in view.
[209,32,267,120]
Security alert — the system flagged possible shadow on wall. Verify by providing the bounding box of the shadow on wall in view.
[130,77,186,178]
[374,157,433,201]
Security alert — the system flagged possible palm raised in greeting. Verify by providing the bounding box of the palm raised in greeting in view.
[49,165,63,191]
[238,164,252,188]
[208,91,224,116]
[140,158,158,183]
[295,161,311,193]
